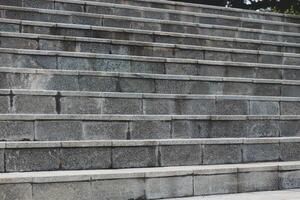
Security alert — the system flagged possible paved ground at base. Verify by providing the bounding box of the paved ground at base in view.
[165,189,300,200]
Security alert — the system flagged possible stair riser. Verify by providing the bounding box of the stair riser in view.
[1,71,300,96]
[1,19,299,45]
[0,118,299,141]
[1,36,300,65]
[1,1,299,34]
[1,7,300,44]
[1,93,300,115]
[81,0,300,24]
[0,142,298,172]
[1,168,299,199]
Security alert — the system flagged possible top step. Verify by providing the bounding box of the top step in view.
[66,0,300,24]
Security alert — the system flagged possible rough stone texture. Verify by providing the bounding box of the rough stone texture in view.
[194,174,237,195]
[102,98,142,114]
[146,176,193,199]
[210,121,246,138]
[203,144,242,164]
[281,102,300,115]
[143,99,176,114]
[280,121,300,137]
[33,182,92,200]
[250,101,279,115]
[172,120,209,138]
[238,171,278,192]
[83,122,128,140]
[0,121,34,141]
[0,96,9,113]
[216,99,248,115]
[92,179,145,200]
[178,99,215,115]
[243,144,280,162]
[60,147,111,170]
[0,184,32,200]
[280,142,300,161]
[247,120,280,137]
[130,121,171,139]
[14,95,56,114]
[60,97,102,114]
[5,148,60,172]
[280,171,300,189]
[159,145,202,166]
[35,121,83,141]
[112,146,157,168]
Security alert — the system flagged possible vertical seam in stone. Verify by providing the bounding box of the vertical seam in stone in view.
[55,91,61,114]
[110,147,114,169]
[9,90,14,113]
[157,146,161,167]
[241,144,244,163]
[33,120,36,141]
[83,3,87,13]
[170,119,173,139]
[126,122,131,140]
[3,148,6,173]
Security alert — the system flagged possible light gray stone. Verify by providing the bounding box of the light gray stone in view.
[143,99,176,114]
[102,98,142,114]
[92,179,145,200]
[159,145,202,166]
[146,176,193,199]
[130,121,171,139]
[194,174,237,195]
[83,122,128,140]
[210,121,246,138]
[0,121,34,141]
[216,99,248,115]
[0,184,32,200]
[280,171,300,189]
[119,78,155,93]
[172,120,209,138]
[35,121,83,141]
[112,146,157,168]
[178,99,215,115]
[60,97,102,114]
[243,144,280,162]
[281,102,300,115]
[78,76,118,92]
[14,95,56,114]
[203,144,242,164]
[238,171,278,192]
[0,96,9,113]
[33,182,92,200]
[280,142,300,161]
[247,120,280,137]
[5,148,60,172]
[250,101,279,115]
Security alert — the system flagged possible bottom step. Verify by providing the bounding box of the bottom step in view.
[1,161,300,200]
[165,189,300,200]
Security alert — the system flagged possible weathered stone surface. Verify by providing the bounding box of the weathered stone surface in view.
[0,184,32,200]
[0,121,34,141]
[194,174,237,195]
[5,148,60,172]
[280,121,300,137]
[243,144,280,162]
[33,182,92,200]
[35,121,83,141]
[178,99,215,115]
[159,145,202,166]
[14,95,56,114]
[216,99,248,115]
[60,97,102,114]
[280,142,300,161]
[119,78,155,93]
[247,120,280,137]
[238,171,278,192]
[130,121,171,139]
[146,176,193,199]
[83,122,128,140]
[172,120,209,138]
[102,98,142,114]
[210,121,246,138]
[280,171,300,189]
[281,102,300,115]
[203,144,242,164]
[0,96,9,113]
[143,99,176,114]
[112,146,157,168]
[250,101,279,115]
[92,179,145,200]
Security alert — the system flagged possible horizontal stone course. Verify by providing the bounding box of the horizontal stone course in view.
[0,161,299,199]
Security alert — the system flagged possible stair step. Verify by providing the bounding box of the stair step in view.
[2,67,300,96]
[1,0,299,33]
[1,114,300,141]
[0,161,299,199]
[2,89,300,115]
[1,138,300,172]
[1,32,300,65]
[79,0,300,24]
[0,5,300,40]
[164,189,300,200]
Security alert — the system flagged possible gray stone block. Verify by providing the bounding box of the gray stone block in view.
[130,121,171,139]
[36,75,79,91]
[165,63,198,76]
[281,85,300,97]
[280,121,300,137]
[112,146,157,168]
[280,142,300,161]
[155,80,209,94]
[223,82,253,96]
[247,120,280,137]
[0,96,9,113]
[243,144,280,162]
[254,84,281,96]
[172,120,209,138]
[57,57,92,71]
[280,171,300,189]
[159,145,202,166]
[250,101,279,115]
[78,76,118,92]
[119,78,155,93]
[92,179,145,200]
[256,68,281,79]
[60,147,111,170]
[0,121,34,141]
[60,97,102,114]
[178,99,215,115]
[0,149,4,172]
[102,98,142,114]
[233,53,258,63]
[83,122,128,140]
[146,176,193,199]
[35,121,83,141]
[238,171,278,192]
[203,144,242,164]
[205,51,232,62]
[5,148,60,172]
[210,121,246,138]
[0,23,20,32]
[33,182,92,200]
[143,99,176,114]
[14,95,56,114]
[0,184,32,200]
[194,174,237,195]
[281,102,300,115]
[216,99,248,115]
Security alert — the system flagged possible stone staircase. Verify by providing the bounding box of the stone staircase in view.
[0,0,300,199]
